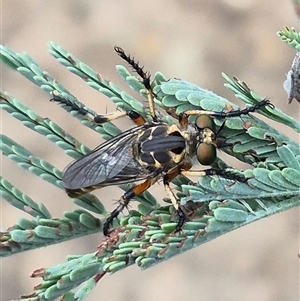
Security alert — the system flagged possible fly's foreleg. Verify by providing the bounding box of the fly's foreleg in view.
[164,166,247,234]
[178,99,274,129]
[163,171,187,233]
[103,177,158,236]
[182,99,273,119]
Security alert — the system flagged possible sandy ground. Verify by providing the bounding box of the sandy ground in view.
[1,1,299,301]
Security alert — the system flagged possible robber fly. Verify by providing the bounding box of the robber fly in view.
[59,46,273,236]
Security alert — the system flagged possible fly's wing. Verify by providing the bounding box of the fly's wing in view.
[62,125,149,190]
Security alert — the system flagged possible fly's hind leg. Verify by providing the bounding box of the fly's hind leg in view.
[94,109,146,126]
[181,168,247,183]
[103,177,159,236]
[51,90,149,126]
[114,46,156,120]
[50,91,97,120]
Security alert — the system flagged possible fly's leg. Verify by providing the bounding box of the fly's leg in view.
[171,168,247,232]
[50,91,96,120]
[52,46,156,126]
[103,177,159,236]
[114,46,151,88]
[181,169,247,182]
[94,110,146,126]
[95,46,157,125]
[97,46,157,126]
[163,170,188,233]
[52,91,147,126]
[114,46,156,120]
[163,177,186,233]
[178,99,274,129]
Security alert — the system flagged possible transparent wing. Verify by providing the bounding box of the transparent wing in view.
[62,125,149,190]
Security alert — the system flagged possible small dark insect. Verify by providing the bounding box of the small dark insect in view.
[59,46,274,236]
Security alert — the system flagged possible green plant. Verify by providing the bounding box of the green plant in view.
[1,28,299,301]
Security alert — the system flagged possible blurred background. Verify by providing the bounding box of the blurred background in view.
[1,1,299,301]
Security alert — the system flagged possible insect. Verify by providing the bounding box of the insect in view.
[60,46,273,236]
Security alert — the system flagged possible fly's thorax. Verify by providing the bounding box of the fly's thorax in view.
[181,124,199,157]
[199,128,216,145]
[132,123,187,172]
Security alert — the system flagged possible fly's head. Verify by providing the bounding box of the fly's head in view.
[193,115,227,166]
